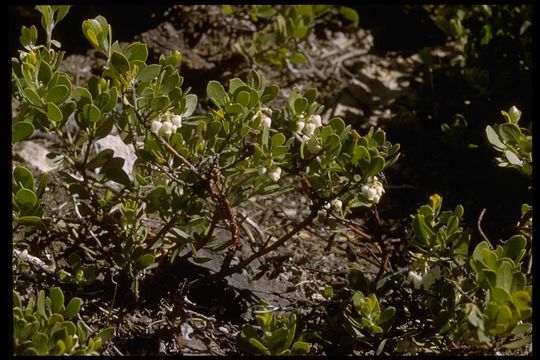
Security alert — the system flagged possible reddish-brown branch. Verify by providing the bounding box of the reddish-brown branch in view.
[189,208,319,288]
[155,135,239,255]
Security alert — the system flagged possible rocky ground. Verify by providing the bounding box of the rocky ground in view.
[11,5,531,356]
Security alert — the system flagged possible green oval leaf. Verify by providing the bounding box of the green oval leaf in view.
[13,166,34,189]
[492,287,511,304]
[182,94,198,117]
[63,297,83,319]
[47,102,63,122]
[31,332,49,355]
[49,287,65,314]
[498,123,521,144]
[36,290,46,317]
[126,42,148,62]
[366,156,385,177]
[17,215,42,224]
[290,52,307,65]
[271,133,286,148]
[84,104,102,123]
[16,188,37,207]
[505,150,522,166]
[294,97,308,113]
[38,62,52,84]
[137,253,155,269]
[339,6,359,25]
[12,122,35,142]
[110,51,130,74]
[207,80,228,107]
[96,326,115,343]
[486,125,504,149]
[46,85,70,104]
[137,64,161,82]
[503,235,527,261]
[23,88,42,106]
[151,95,170,111]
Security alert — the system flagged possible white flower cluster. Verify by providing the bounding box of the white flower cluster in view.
[408,265,441,290]
[361,176,385,204]
[324,198,343,213]
[296,114,322,142]
[151,111,183,138]
[258,165,282,182]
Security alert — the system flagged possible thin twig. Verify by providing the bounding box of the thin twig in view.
[189,208,318,288]
[477,208,490,243]
[13,248,56,273]
[239,211,267,243]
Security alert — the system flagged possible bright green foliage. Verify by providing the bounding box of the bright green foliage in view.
[485,106,532,177]
[13,288,114,355]
[340,291,396,338]
[406,195,532,351]
[236,301,311,355]
[12,6,398,300]
[57,253,97,287]
[229,5,358,68]
[409,193,470,260]
[12,166,47,228]
[463,239,532,347]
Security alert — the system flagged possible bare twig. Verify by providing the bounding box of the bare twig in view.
[477,208,490,243]
[189,208,318,288]
[331,213,372,240]
[13,249,56,273]
[239,211,267,243]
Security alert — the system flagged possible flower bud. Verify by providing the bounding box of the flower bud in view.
[408,271,423,289]
[258,166,267,176]
[268,167,282,182]
[312,114,322,127]
[172,115,183,127]
[367,188,377,200]
[151,120,162,134]
[422,265,441,290]
[304,123,316,135]
[262,115,272,128]
[331,199,342,212]
[159,121,173,137]
[296,121,305,132]
[509,106,521,123]
[161,121,173,132]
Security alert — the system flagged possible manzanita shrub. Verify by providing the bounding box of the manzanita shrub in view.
[13,287,114,355]
[485,106,532,177]
[11,5,532,356]
[406,194,531,351]
[12,4,399,296]
[225,4,359,69]
[236,300,311,355]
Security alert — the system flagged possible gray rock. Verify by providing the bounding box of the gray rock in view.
[13,141,56,173]
[94,135,137,180]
